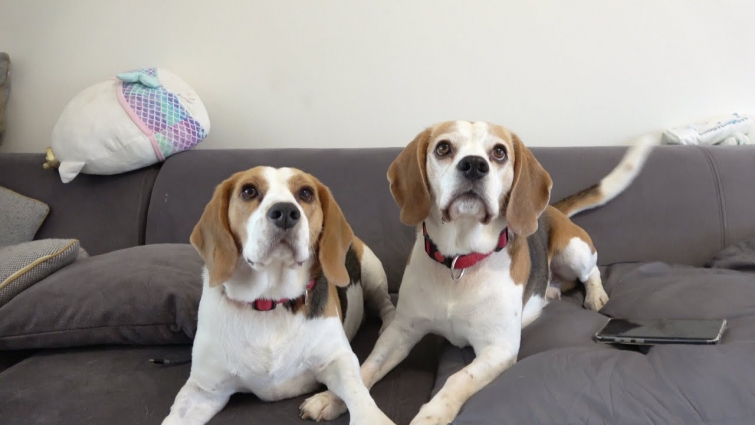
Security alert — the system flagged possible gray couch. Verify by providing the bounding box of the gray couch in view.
[1,145,754,425]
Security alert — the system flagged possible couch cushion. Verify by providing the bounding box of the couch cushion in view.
[0,153,160,255]
[438,345,755,425]
[0,319,439,425]
[0,186,49,247]
[0,239,80,307]
[600,262,755,324]
[0,244,203,350]
[708,237,755,273]
[431,259,755,424]
[706,146,755,251]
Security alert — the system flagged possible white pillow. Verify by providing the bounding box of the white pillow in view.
[47,68,210,183]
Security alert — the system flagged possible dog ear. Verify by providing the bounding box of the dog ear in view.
[504,133,552,236]
[387,128,432,226]
[190,175,241,287]
[316,181,355,287]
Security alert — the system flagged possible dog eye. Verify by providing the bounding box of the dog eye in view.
[492,145,507,161]
[298,187,314,203]
[240,185,258,200]
[435,141,452,157]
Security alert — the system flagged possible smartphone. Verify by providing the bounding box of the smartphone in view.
[594,318,727,345]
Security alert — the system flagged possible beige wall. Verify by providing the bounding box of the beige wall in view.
[1,0,754,153]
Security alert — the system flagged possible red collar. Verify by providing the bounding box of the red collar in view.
[251,279,316,311]
[423,222,509,279]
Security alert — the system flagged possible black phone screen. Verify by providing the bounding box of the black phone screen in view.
[598,319,725,341]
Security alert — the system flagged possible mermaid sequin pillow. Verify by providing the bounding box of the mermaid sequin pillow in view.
[46,68,210,183]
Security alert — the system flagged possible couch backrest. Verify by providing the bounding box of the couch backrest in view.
[5,145,751,292]
[145,145,755,292]
[540,145,755,268]
[0,154,159,256]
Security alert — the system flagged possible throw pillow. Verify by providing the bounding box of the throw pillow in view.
[0,239,80,307]
[0,243,204,350]
[0,186,49,247]
[707,237,755,273]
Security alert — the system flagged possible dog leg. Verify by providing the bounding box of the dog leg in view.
[360,246,396,333]
[300,315,425,421]
[551,236,608,311]
[162,379,232,425]
[410,343,518,425]
[303,352,395,425]
[583,267,608,311]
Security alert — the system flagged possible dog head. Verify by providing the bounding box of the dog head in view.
[388,121,552,236]
[190,167,354,292]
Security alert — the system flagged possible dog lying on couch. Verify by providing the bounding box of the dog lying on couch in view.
[163,166,396,425]
[300,121,654,424]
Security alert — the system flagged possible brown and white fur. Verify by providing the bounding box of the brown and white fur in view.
[300,121,654,424]
[162,167,396,425]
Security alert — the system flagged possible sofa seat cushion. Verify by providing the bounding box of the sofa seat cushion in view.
[431,261,755,424]
[0,319,439,425]
[600,262,755,324]
[437,343,755,425]
[0,243,203,350]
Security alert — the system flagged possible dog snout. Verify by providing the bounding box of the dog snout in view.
[457,155,489,180]
[267,202,301,230]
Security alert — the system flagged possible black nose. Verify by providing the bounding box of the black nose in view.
[457,155,489,180]
[267,202,301,230]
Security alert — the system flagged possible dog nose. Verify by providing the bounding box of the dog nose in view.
[457,155,489,180]
[267,202,301,230]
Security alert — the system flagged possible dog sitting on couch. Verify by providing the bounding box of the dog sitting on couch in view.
[163,167,396,425]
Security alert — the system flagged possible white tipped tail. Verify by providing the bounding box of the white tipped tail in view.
[554,135,656,218]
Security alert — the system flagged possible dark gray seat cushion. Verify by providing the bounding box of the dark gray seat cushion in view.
[433,259,755,424]
[0,319,441,425]
[440,345,754,425]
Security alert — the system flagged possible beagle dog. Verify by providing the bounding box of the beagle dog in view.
[162,167,396,425]
[299,121,654,424]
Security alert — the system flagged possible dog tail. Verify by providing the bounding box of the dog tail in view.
[553,135,656,218]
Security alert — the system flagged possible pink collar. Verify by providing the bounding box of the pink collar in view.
[422,222,509,280]
[251,279,316,311]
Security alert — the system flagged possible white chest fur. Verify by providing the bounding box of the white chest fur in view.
[397,240,528,348]
[191,281,349,402]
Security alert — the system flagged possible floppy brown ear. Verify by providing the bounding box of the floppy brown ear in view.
[505,133,553,236]
[190,176,241,287]
[316,181,355,287]
[387,128,432,226]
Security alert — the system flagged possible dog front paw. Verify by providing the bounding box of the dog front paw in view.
[300,390,347,421]
[584,288,609,311]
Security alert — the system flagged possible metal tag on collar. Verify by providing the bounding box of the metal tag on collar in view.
[450,255,466,281]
